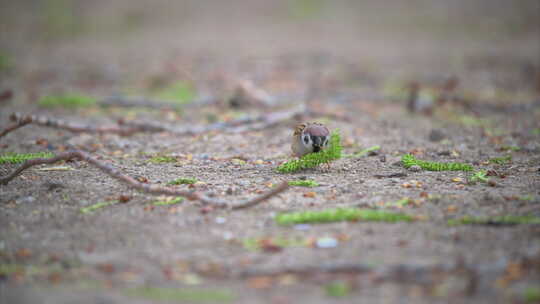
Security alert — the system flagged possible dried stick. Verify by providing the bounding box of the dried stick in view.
[0,150,288,209]
[0,115,31,138]
[7,113,147,136]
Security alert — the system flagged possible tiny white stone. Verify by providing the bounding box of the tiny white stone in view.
[316,237,338,248]
[215,217,226,224]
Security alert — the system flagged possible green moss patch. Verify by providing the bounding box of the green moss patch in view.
[488,155,512,165]
[401,154,473,171]
[524,287,540,303]
[276,208,414,225]
[448,215,540,226]
[167,177,198,185]
[152,197,184,206]
[0,152,55,164]
[277,130,342,173]
[154,81,196,104]
[469,170,489,183]
[0,53,12,71]
[39,94,97,108]
[149,155,177,164]
[124,287,234,303]
[80,200,118,214]
[288,179,319,187]
[325,281,351,297]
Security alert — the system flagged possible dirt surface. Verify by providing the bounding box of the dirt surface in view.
[1,1,540,303]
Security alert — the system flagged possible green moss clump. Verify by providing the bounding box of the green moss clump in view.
[80,201,118,214]
[326,281,350,297]
[469,170,489,183]
[39,94,96,108]
[152,197,184,206]
[277,130,342,173]
[524,287,540,303]
[124,287,234,302]
[288,180,319,187]
[489,155,512,165]
[167,177,197,185]
[276,208,414,225]
[0,152,55,164]
[401,154,473,171]
[0,53,12,71]
[448,215,540,226]
[155,81,196,104]
[149,155,177,164]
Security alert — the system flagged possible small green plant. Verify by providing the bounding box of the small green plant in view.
[276,208,414,225]
[39,94,96,108]
[124,287,234,302]
[524,287,540,303]
[149,155,177,164]
[401,154,473,171]
[488,155,512,165]
[344,145,380,158]
[155,81,196,104]
[277,130,342,173]
[0,152,54,164]
[0,53,12,71]
[325,281,350,297]
[167,178,198,185]
[499,145,520,152]
[385,197,411,208]
[80,201,118,214]
[469,170,489,184]
[288,179,319,187]
[448,215,540,226]
[152,197,184,206]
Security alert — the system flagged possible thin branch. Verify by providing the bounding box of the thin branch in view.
[7,113,145,136]
[236,261,478,287]
[0,116,31,138]
[231,182,289,210]
[0,150,288,209]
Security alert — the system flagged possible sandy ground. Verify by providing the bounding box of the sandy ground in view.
[1,1,540,303]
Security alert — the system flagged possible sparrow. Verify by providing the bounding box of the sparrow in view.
[291,122,330,157]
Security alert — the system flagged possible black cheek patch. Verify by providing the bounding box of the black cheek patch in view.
[303,136,309,144]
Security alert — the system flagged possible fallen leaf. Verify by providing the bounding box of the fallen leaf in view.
[247,276,273,289]
[303,192,316,198]
[446,205,458,213]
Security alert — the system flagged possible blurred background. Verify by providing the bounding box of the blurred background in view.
[0,0,539,112]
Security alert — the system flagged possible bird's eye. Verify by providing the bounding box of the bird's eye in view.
[303,135,310,144]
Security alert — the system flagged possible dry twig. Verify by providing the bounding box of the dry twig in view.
[0,115,31,138]
[0,150,289,209]
[6,113,148,136]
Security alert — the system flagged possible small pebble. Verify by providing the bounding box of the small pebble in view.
[316,237,338,248]
[215,217,226,224]
[409,165,422,172]
[428,129,446,142]
[294,224,311,231]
